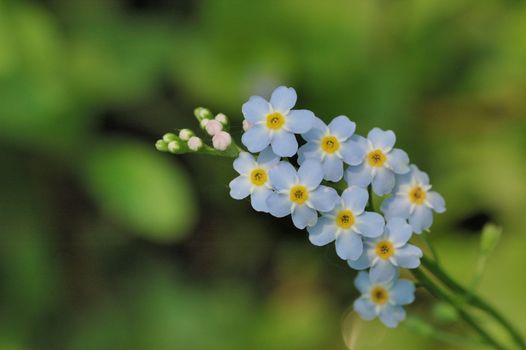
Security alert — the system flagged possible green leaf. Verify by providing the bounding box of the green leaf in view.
[81,139,197,242]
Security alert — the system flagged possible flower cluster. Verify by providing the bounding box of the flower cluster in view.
[229,86,446,328]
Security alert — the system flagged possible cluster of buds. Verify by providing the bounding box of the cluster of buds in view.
[155,108,239,157]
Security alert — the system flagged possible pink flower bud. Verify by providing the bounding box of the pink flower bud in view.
[242,120,252,131]
[187,136,203,151]
[212,131,232,151]
[205,119,223,136]
[215,113,228,125]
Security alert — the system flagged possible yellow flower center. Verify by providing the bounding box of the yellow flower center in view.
[375,240,395,260]
[367,149,386,167]
[289,185,309,205]
[408,185,427,205]
[335,210,355,229]
[266,112,285,130]
[370,286,389,305]
[320,135,340,154]
[250,168,268,186]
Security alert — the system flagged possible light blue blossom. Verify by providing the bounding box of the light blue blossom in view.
[353,270,415,328]
[344,128,410,196]
[241,86,315,157]
[348,218,422,281]
[267,159,339,229]
[298,116,366,182]
[307,186,384,260]
[229,148,280,212]
[380,165,446,233]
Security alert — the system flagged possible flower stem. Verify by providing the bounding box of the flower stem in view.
[421,256,526,350]
[411,268,507,350]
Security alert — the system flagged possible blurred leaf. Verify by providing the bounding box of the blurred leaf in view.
[480,223,502,257]
[81,139,197,242]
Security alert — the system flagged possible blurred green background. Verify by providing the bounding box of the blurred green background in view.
[1,0,526,349]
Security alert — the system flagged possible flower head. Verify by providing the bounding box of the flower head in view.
[353,270,415,328]
[380,165,446,233]
[298,116,366,181]
[307,186,384,260]
[212,131,232,151]
[267,159,339,229]
[241,86,315,157]
[229,148,280,212]
[345,128,410,195]
[348,218,422,281]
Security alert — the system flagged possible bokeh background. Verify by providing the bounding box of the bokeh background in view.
[1,0,526,349]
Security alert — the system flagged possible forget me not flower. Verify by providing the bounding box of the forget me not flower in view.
[298,116,366,181]
[229,148,280,212]
[348,218,422,281]
[381,165,446,233]
[241,86,315,157]
[345,128,410,196]
[353,270,415,328]
[307,186,384,260]
[267,159,339,229]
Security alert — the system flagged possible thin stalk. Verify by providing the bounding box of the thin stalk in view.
[411,268,507,350]
[419,231,441,266]
[367,185,375,211]
[421,256,526,350]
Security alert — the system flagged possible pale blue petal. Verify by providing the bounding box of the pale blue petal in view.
[427,191,446,213]
[307,217,337,246]
[410,165,430,185]
[301,117,326,142]
[286,109,315,134]
[391,279,416,305]
[372,167,395,196]
[298,159,324,189]
[241,125,271,153]
[347,249,371,270]
[257,146,280,167]
[409,205,433,233]
[335,231,363,260]
[308,186,338,212]
[379,305,406,328]
[386,218,413,247]
[322,155,343,182]
[354,212,385,238]
[229,176,251,200]
[340,138,366,166]
[341,186,368,214]
[394,244,422,268]
[291,204,318,229]
[271,131,298,157]
[381,196,411,220]
[370,260,397,283]
[250,187,273,213]
[297,142,321,165]
[328,115,355,140]
[354,298,377,320]
[368,128,396,152]
[266,192,292,217]
[269,161,297,191]
[391,170,413,193]
[386,148,410,174]
[242,96,270,123]
[354,271,372,294]
[345,163,374,188]
[233,152,256,175]
[269,86,297,113]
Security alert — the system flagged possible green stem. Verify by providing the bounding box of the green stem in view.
[419,232,441,266]
[421,256,526,350]
[367,185,375,211]
[411,268,507,350]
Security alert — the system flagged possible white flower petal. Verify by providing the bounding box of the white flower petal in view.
[427,191,446,213]
[341,186,368,214]
[233,152,257,175]
[266,192,292,218]
[354,212,385,238]
[229,176,252,200]
[386,218,413,247]
[307,217,337,246]
[286,109,315,134]
[354,271,372,294]
[241,125,271,153]
[308,186,339,212]
[372,167,395,196]
[368,128,396,152]
[409,205,433,234]
[354,298,377,320]
[386,148,410,174]
[250,187,273,213]
[291,204,318,229]
[241,96,270,123]
[381,196,411,220]
[298,159,324,189]
[345,162,374,188]
[379,305,406,328]
[328,115,356,140]
[322,155,344,182]
[335,231,363,260]
[390,279,416,305]
[269,161,297,191]
[269,86,297,113]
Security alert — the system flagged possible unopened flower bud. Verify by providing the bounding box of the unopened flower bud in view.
[168,141,180,153]
[215,113,229,125]
[155,140,169,152]
[205,119,223,136]
[178,129,193,141]
[200,119,209,129]
[187,136,203,151]
[162,133,178,143]
[242,120,252,131]
[212,131,232,151]
[194,107,213,121]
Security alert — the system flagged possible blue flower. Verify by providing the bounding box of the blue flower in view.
[229,148,280,212]
[298,116,366,182]
[241,86,315,157]
[348,218,422,281]
[353,270,415,328]
[267,159,339,229]
[307,186,384,260]
[380,165,446,233]
[345,128,410,196]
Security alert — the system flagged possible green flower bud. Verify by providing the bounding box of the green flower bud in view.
[480,223,502,257]
[178,129,194,141]
[194,107,213,122]
[155,140,169,152]
[168,141,181,153]
[163,133,179,143]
